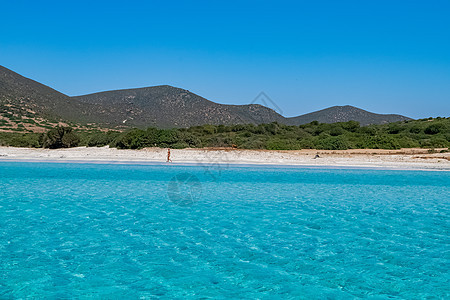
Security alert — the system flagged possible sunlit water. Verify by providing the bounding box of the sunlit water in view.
[0,161,449,298]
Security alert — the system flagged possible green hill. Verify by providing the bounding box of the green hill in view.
[1,65,413,131]
[286,105,411,126]
[73,85,286,128]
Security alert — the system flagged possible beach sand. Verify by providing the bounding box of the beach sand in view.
[0,146,449,171]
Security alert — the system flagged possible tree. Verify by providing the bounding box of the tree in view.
[342,120,360,132]
[317,136,350,150]
[43,126,80,148]
[425,123,444,135]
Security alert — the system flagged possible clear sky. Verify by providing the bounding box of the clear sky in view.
[1,0,449,118]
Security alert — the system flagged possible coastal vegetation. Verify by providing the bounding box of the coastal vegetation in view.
[0,117,448,150]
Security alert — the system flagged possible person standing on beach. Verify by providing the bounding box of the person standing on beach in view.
[167,148,172,162]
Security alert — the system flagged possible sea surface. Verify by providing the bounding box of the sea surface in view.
[0,161,449,299]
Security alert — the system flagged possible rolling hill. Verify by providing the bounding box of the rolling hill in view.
[0,65,412,131]
[72,85,286,128]
[286,105,411,126]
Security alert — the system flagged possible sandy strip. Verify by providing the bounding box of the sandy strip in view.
[0,146,449,171]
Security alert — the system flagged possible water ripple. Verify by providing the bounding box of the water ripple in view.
[0,162,449,298]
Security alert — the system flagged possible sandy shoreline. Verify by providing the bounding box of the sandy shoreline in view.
[0,146,449,171]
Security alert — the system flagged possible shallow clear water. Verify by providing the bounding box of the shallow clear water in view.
[0,161,449,298]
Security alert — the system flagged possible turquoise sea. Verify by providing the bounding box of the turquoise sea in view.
[0,161,449,298]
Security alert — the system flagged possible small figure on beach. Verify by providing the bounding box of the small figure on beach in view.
[167,148,172,163]
[313,154,320,159]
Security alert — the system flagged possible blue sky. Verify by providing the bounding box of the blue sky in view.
[1,0,449,118]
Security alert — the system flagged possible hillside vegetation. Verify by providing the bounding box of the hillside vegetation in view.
[0,118,448,150]
[285,105,411,126]
[1,65,411,129]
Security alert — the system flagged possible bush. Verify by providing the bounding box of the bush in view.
[43,127,80,149]
[396,136,420,148]
[171,142,189,149]
[86,131,120,147]
[266,138,301,150]
[112,129,146,149]
[178,132,201,148]
[420,137,449,148]
[1,117,449,151]
[157,129,179,147]
[317,136,350,150]
[358,135,400,149]
[329,127,345,136]
[358,126,377,136]
[298,138,316,149]
[0,133,41,148]
[409,125,422,134]
[341,121,360,132]
[264,122,281,135]
[387,123,402,134]
[425,123,445,135]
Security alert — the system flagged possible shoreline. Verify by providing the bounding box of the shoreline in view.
[1,159,449,172]
[0,146,449,171]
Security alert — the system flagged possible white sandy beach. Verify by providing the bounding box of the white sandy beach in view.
[0,146,449,171]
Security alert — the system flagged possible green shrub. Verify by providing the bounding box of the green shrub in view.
[341,121,360,132]
[387,123,402,134]
[358,126,377,136]
[409,125,422,134]
[329,127,345,136]
[396,136,420,148]
[43,126,80,148]
[358,135,400,149]
[317,136,350,150]
[157,129,179,146]
[112,129,146,149]
[425,123,445,135]
[171,142,189,149]
[1,117,449,151]
[420,137,449,148]
[86,131,120,147]
[266,138,301,150]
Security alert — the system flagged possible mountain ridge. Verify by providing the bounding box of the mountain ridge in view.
[0,65,412,130]
[286,105,411,126]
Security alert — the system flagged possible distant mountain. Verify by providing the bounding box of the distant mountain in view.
[73,86,286,128]
[0,65,412,130]
[73,88,411,127]
[286,105,411,126]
